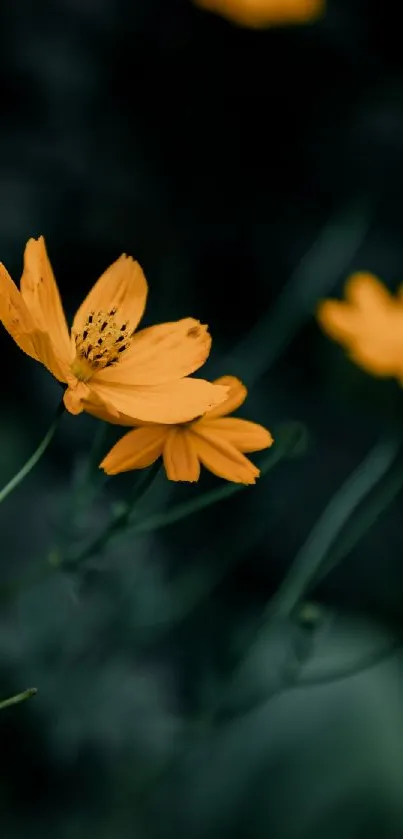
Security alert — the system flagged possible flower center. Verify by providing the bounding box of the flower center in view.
[71,308,132,381]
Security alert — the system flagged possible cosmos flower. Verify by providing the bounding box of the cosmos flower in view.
[317,272,403,379]
[100,375,273,484]
[193,0,324,28]
[0,237,228,423]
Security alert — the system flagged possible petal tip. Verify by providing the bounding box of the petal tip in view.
[316,298,331,320]
[25,234,45,253]
[208,384,231,409]
[316,300,345,333]
[239,471,259,486]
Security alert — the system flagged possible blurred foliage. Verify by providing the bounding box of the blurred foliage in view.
[2,1,403,838]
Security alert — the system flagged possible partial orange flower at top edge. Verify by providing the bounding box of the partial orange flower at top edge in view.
[0,237,228,423]
[317,272,403,379]
[193,0,324,28]
[100,376,274,485]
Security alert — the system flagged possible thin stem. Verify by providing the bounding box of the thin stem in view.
[0,400,65,505]
[0,422,305,600]
[314,459,403,588]
[129,422,306,537]
[0,687,37,711]
[54,420,111,553]
[266,433,401,622]
[221,197,372,384]
[64,460,162,568]
[63,422,305,570]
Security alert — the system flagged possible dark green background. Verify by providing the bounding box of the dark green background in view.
[1,1,403,837]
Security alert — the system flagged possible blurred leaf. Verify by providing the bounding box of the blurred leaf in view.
[214,432,402,721]
[315,447,403,587]
[296,610,400,686]
[267,432,402,620]
[222,197,373,384]
[212,618,315,719]
[157,615,403,839]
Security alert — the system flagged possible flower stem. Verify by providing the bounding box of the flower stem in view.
[0,400,65,505]
[64,460,162,568]
[63,422,305,569]
[313,453,403,588]
[266,433,401,621]
[129,422,306,536]
[222,197,372,384]
[0,687,37,711]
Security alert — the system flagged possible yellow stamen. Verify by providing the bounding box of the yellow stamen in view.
[71,308,132,382]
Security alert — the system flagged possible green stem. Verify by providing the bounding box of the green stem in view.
[64,460,162,568]
[0,687,37,711]
[63,422,305,569]
[266,433,401,621]
[314,459,403,588]
[121,424,306,638]
[0,400,65,505]
[0,422,305,600]
[54,420,110,552]
[129,422,306,537]
[222,197,372,384]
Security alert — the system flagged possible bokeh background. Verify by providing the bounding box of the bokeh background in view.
[2,1,403,837]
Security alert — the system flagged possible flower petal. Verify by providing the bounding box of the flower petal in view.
[0,262,70,382]
[0,263,39,360]
[97,319,212,385]
[31,333,70,382]
[194,0,324,28]
[200,417,273,452]
[318,279,403,379]
[204,376,247,419]
[72,255,148,336]
[347,337,403,378]
[317,300,359,342]
[86,377,228,424]
[191,426,260,484]
[20,237,71,368]
[81,400,137,426]
[63,381,93,415]
[100,426,168,474]
[163,428,201,482]
[345,272,395,312]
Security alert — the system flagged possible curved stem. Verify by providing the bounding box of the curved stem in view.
[0,400,65,505]
[266,433,401,621]
[222,197,372,384]
[314,458,403,588]
[63,460,162,569]
[62,422,305,570]
[0,687,37,711]
[129,422,306,537]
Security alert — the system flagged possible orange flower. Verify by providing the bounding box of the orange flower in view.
[0,237,228,423]
[317,272,403,379]
[100,376,273,484]
[193,0,324,28]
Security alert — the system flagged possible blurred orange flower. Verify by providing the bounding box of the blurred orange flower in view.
[193,0,324,28]
[0,237,227,423]
[317,272,403,379]
[100,376,273,484]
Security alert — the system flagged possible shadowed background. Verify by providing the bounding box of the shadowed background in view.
[2,1,403,837]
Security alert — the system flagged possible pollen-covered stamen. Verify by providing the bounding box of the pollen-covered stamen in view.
[72,309,132,380]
